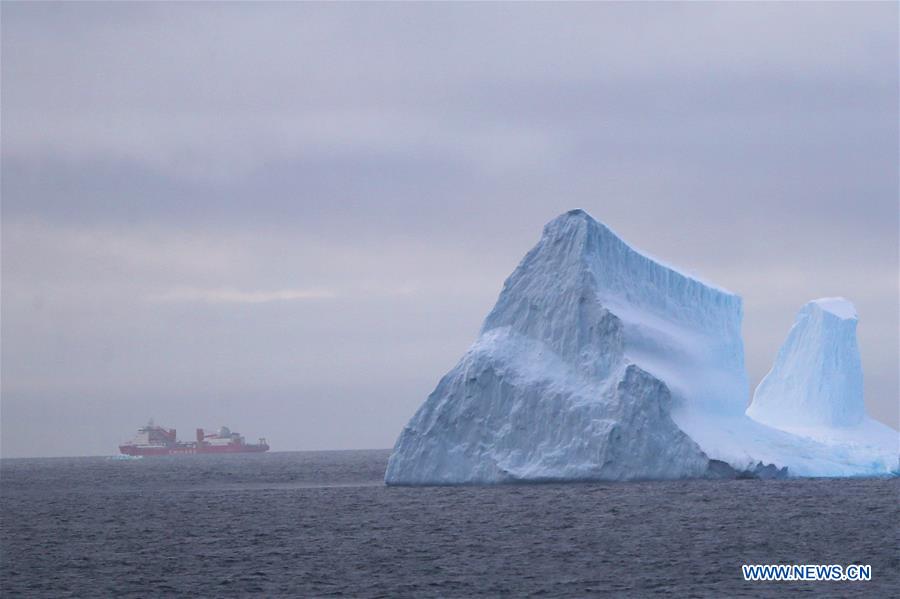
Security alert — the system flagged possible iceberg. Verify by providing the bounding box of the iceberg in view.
[385,210,736,484]
[385,210,898,485]
[748,298,864,429]
[742,298,898,475]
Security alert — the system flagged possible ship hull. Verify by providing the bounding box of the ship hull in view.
[119,444,269,457]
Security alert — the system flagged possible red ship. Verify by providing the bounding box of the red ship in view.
[119,420,269,456]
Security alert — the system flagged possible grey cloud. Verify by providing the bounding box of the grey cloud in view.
[2,2,897,457]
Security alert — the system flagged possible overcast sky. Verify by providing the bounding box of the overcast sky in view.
[2,2,897,457]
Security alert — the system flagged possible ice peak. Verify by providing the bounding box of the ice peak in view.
[550,208,593,223]
[538,210,735,297]
[808,297,858,320]
[540,208,608,251]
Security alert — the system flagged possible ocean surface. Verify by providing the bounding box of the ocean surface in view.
[1,450,897,597]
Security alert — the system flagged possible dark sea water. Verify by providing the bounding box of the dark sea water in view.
[1,450,898,597]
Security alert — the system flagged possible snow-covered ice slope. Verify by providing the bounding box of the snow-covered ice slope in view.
[385,210,898,484]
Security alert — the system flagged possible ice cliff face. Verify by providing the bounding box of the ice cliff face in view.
[385,330,710,484]
[385,210,744,484]
[747,298,864,429]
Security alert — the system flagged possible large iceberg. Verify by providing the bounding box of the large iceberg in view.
[385,210,898,484]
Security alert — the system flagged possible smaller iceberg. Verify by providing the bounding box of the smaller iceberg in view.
[745,298,897,473]
[748,298,864,429]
